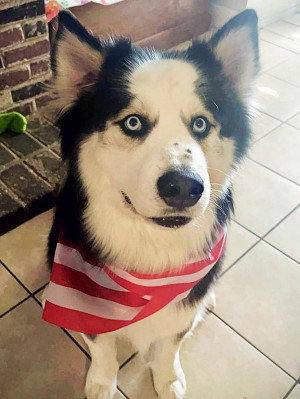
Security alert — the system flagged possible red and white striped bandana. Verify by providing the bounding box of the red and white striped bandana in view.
[43,228,227,334]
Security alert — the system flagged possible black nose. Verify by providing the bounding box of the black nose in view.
[157,170,204,208]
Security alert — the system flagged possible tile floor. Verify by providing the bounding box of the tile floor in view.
[1,10,300,399]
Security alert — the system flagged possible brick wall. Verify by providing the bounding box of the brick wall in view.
[0,0,52,117]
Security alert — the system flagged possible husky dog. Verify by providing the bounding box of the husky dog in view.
[46,9,259,399]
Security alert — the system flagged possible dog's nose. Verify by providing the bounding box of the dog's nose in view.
[157,170,204,208]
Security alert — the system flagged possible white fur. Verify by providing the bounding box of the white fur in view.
[79,59,235,272]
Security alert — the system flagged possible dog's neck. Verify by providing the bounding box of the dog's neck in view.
[82,200,224,274]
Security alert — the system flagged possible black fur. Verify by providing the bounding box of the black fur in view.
[185,257,223,306]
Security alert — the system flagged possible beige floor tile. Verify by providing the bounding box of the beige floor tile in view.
[118,314,293,399]
[250,123,300,184]
[259,39,294,72]
[222,221,258,272]
[265,206,300,263]
[287,111,300,129]
[260,29,300,53]
[0,264,28,315]
[256,74,300,121]
[215,241,300,378]
[233,159,300,236]
[265,20,300,39]
[287,384,300,399]
[268,55,300,86]
[115,390,127,399]
[251,111,281,141]
[0,210,53,291]
[0,298,87,399]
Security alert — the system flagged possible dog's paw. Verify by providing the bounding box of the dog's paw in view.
[156,378,186,399]
[85,378,116,399]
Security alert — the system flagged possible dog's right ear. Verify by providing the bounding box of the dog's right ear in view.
[49,11,104,118]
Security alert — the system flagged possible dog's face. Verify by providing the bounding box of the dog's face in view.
[50,11,259,268]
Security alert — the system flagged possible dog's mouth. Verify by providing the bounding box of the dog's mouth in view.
[150,216,191,228]
[122,192,191,228]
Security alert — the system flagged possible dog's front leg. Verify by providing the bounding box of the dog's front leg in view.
[151,335,186,399]
[82,334,118,399]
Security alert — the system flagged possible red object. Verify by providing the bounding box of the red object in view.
[45,1,62,22]
[43,228,227,334]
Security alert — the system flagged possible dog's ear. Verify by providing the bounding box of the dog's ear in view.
[209,9,259,96]
[49,11,104,117]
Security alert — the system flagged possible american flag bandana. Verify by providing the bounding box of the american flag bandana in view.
[43,228,227,334]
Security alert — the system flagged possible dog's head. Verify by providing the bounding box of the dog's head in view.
[50,10,259,268]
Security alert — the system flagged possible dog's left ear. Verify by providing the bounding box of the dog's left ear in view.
[209,9,259,96]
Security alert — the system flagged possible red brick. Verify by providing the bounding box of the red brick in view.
[35,94,52,109]
[0,67,29,90]
[0,27,23,48]
[23,20,47,39]
[3,39,50,67]
[0,1,45,25]
[12,82,44,102]
[30,59,50,76]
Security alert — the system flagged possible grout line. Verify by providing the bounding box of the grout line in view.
[0,147,46,173]
[264,71,300,87]
[261,54,295,74]
[261,204,300,239]
[119,352,138,370]
[267,71,300,89]
[282,379,300,399]
[0,141,19,159]
[263,26,297,41]
[31,292,93,360]
[32,282,49,296]
[280,18,300,29]
[117,386,130,399]
[282,108,300,123]
[255,109,283,123]
[231,219,261,238]
[224,204,300,275]
[247,157,300,187]
[286,121,300,130]
[262,239,300,265]
[252,121,284,144]
[0,295,31,318]
[212,312,297,382]
[221,238,262,277]
[259,37,298,54]
[62,328,91,360]
[0,179,25,207]
[0,259,32,295]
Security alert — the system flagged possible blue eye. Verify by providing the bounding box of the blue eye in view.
[119,114,152,138]
[124,115,142,131]
[191,116,211,138]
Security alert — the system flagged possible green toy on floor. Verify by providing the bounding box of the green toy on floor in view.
[0,111,27,134]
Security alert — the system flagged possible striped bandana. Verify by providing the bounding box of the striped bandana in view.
[43,228,227,334]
